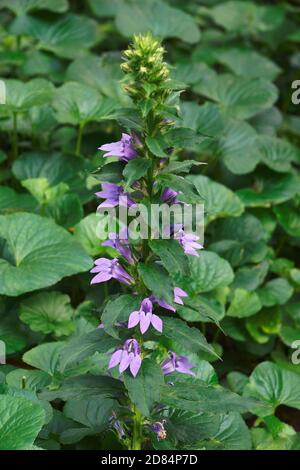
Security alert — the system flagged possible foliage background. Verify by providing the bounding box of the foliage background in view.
[0,0,300,450]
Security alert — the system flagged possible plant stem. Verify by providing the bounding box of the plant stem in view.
[75,123,84,156]
[131,405,143,450]
[12,112,18,160]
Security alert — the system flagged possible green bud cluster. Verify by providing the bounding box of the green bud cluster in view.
[121,33,171,110]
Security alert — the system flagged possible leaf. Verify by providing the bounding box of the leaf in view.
[0,0,68,14]
[244,362,300,414]
[177,295,225,324]
[157,173,202,204]
[189,174,244,222]
[2,78,54,113]
[101,294,142,338]
[138,263,174,304]
[227,289,262,318]
[6,369,51,391]
[274,203,300,237]
[258,279,293,307]
[217,120,260,174]
[237,173,299,207]
[11,14,99,59]
[53,82,118,126]
[115,0,200,44]
[161,160,203,175]
[124,358,164,416]
[194,73,278,120]
[177,251,234,294]
[166,410,221,444]
[123,158,151,188]
[0,213,92,296]
[73,214,109,257]
[0,186,36,214]
[204,412,252,450]
[0,395,45,450]
[149,239,188,276]
[23,342,64,376]
[258,136,299,173]
[179,102,224,137]
[63,397,116,432]
[19,291,75,336]
[162,317,218,358]
[216,48,281,80]
[59,329,119,372]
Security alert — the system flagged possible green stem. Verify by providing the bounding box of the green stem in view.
[131,405,143,450]
[75,123,84,156]
[12,112,18,160]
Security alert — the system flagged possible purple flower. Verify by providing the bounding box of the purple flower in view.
[151,287,188,313]
[99,133,137,162]
[161,187,178,204]
[102,229,135,264]
[149,420,167,441]
[110,412,126,439]
[90,257,134,285]
[96,183,135,208]
[174,228,203,257]
[128,298,162,334]
[108,338,142,377]
[161,351,195,376]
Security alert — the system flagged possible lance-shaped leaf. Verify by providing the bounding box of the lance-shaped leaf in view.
[149,239,188,276]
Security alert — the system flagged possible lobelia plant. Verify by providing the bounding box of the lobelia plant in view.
[87,34,254,450]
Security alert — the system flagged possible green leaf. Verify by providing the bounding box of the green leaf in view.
[0,0,68,14]
[115,0,200,44]
[123,158,151,188]
[162,317,218,358]
[6,369,51,391]
[2,78,54,113]
[161,160,204,175]
[258,136,299,173]
[274,203,300,237]
[59,329,119,372]
[124,358,164,416]
[177,251,234,294]
[244,362,300,414]
[157,173,202,204]
[73,214,109,257]
[101,294,142,338]
[227,288,262,318]
[0,395,45,450]
[0,186,36,214]
[11,14,99,59]
[204,412,252,450]
[0,213,92,296]
[19,291,75,337]
[216,48,281,80]
[63,397,116,433]
[138,263,174,304]
[53,82,118,126]
[189,174,244,222]
[149,239,188,276]
[246,308,281,344]
[177,295,225,324]
[194,73,278,120]
[23,342,64,376]
[237,173,299,207]
[258,279,293,307]
[179,101,224,137]
[217,120,260,174]
[166,410,221,444]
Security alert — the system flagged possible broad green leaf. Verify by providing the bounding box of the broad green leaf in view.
[0,213,92,296]
[23,342,64,376]
[237,173,299,207]
[115,0,200,44]
[179,102,224,137]
[217,120,260,174]
[244,362,300,414]
[73,214,109,257]
[227,288,262,318]
[246,308,281,344]
[258,136,299,173]
[0,0,68,14]
[59,329,119,372]
[0,395,45,450]
[274,203,300,237]
[123,158,151,188]
[2,78,54,113]
[19,291,75,336]
[10,14,99,59]
[138,263,174,304]
[232,261,269,291]
[177,295,225,324]
[161,317,218,358]
[0,186,36,213]
[101,294,142,338]
[189,174,244,222]
[216,48,281,80]
[161,160,204,175]
[258,279,293,307]
[194,73,278,120]
[157,173,203,204]
[63,397,116,432]
[203,412,252,450]
[6,369,51,391]
[177,251,234,294]
[166,410,221,444]
[124,359,164,416]
[149,239,188,276]
[53,82,118,126]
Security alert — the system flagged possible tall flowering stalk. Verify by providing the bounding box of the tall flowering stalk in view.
[92,34,207,450]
